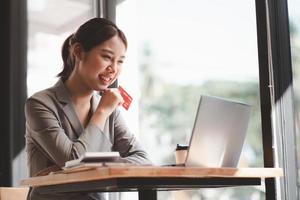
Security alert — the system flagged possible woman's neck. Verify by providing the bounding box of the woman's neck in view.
[64,75,94,128]
[64,75,93,106]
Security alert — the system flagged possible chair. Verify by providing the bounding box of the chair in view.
[0,187,29,200]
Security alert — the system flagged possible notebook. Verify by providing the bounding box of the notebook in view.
[64,152,121,168]
[179,95,251,167]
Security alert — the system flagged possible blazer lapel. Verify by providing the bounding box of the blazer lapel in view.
[54,80,83,137]
[91,92,100,113]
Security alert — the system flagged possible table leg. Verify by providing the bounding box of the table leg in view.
[138,189,157,200]
[265,178,276,200]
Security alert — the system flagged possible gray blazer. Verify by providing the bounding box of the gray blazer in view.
[25,80,151,200]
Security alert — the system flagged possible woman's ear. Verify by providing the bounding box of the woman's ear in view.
[72,43,84,61]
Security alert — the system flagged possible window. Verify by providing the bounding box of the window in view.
[288,0,300,191]
[21,0,95,185]
[116,0,264,199]
[27,0,95,96]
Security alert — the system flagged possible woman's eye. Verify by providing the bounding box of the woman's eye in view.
[118,60,124,64]
[102,55,112,60]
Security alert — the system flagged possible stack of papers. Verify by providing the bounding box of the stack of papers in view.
[65,152,121,168]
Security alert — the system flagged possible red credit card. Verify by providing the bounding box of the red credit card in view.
[118,86,133,110]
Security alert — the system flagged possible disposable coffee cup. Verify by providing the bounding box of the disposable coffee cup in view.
[175,144,189,164]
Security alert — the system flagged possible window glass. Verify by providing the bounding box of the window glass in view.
[27,0,95,96]
[288,0,300,186]
[117,0,264,199]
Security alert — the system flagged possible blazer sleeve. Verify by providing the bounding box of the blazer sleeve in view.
[112,109,152,165]
[25,98,113,167]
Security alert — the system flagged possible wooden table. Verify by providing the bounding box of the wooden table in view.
[20,165,283,200]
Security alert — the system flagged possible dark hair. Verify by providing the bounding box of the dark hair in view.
[58,18,127,81]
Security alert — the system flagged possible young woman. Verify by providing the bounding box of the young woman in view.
[25,17,151,200]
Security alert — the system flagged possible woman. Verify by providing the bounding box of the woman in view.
[25,17,151,200]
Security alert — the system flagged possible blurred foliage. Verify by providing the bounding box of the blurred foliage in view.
[139,42,263,167]
[140,80,263,166]
[138,43,264,198]
[290,19,300,184]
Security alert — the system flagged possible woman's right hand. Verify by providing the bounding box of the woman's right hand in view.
[97,89,124,116]
[90,89,124,130]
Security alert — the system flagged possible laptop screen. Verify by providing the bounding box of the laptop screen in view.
[185,95,251,167]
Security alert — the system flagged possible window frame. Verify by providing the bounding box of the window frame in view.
[0,0,27,186]
[256,0,298,199]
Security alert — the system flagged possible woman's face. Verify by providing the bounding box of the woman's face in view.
[75,35,126,91]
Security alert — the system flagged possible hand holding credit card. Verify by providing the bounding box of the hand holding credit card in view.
[118,86,133,110]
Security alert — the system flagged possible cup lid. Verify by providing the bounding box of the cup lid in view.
[175,144,189,150]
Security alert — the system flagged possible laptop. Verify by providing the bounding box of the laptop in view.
[181,95,251,167]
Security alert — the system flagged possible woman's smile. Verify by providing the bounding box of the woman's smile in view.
[98,74,114,85]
